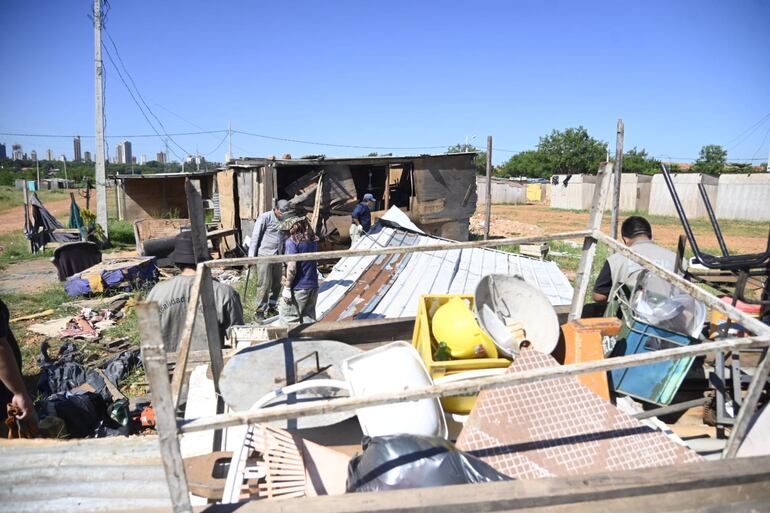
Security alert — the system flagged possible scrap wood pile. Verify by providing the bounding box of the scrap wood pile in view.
[181,271,770,506]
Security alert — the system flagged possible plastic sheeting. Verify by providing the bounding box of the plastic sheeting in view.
[346,434,510,493]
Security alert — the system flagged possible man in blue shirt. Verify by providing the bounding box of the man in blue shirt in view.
[350,193,376,244]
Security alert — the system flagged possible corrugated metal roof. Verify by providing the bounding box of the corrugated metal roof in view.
[316,225,574,322]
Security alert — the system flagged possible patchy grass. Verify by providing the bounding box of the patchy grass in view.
[0,185,70,212]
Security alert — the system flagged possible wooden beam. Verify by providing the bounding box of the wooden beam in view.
[136,302,192,513]
[179,334,768,434]
[309,172,323,234]
[187,455,770,513]
[383,166,391,211]
[205,230,592,268]
[184,178,209,263]
[170,268,205,406]
[289,317,416,345]
[569,162,613,321]
[197,266,225,392]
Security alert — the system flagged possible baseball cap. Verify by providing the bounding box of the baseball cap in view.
[276,199,294,213]
[363,193,375,202]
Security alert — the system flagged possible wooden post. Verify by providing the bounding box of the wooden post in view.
[310,172,323,233]
[610,119,624,239]
[22,184,32,253]
[383,166,391,211]
[170,268,205,406]
[136,302,193,513]
[484,135,492,240]
[724,348,770,458]
[568,162,613,321]
[185,178,209,263]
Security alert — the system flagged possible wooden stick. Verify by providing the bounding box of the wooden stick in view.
[610,119,624,239]
[569,163,612,321]
[178,334,769,434]
[136,302,192,513]
[170,268,205,406]
[309,172,323,234]
[9,309,55,323]
[204,230,593,268]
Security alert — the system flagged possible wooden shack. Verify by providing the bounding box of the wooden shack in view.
[218,153,478,246]
[113,171,218,221]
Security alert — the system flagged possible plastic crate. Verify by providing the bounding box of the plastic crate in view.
[412,294,512,413]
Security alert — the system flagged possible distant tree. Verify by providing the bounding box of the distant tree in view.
[692,144,727,175]
[447,144,487,175]
[496,150,548,178]
[621,147,661,175]
[367,152,378,157]
[537,127,606,175]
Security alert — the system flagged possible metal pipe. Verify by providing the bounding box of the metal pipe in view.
[698,182,729,257]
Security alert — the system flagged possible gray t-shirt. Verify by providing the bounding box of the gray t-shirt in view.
[146,275,244,353]
[248,210,283,257]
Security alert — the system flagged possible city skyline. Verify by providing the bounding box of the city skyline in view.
[1,1,767,167]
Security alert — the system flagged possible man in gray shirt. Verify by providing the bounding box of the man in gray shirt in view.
[249,199,294,320]
[146,231,244,353]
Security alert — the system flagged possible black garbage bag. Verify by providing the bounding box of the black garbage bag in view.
[102,349,141,386]
[38,392,107,438]
[37,341,110,401]
[346,434,511,493]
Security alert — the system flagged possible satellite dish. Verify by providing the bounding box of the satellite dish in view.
[474,274,560,357]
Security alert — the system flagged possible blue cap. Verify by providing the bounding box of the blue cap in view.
[363,193,375,202]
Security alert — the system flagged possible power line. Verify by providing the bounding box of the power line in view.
[724,113,770,150]
[0,130,226,138]
[233,129,448,150]
[102,25,190,158]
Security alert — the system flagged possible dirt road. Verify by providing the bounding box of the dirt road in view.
[0,196,74,235]
[475,205,768,254]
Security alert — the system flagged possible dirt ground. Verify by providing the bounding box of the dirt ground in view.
[0,196,75,235]
[0,258,60,294]
[473,204,769,254]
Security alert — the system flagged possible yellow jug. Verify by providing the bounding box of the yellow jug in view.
[431,297,498,359]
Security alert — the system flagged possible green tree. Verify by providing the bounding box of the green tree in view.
[496,150,548,178]
[447,144,487,175]
[692,144,727,175]
[621,147,661,175]
[537,127,607,175]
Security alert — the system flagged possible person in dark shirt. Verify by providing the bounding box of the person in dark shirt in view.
[0,298,37,434]
[278,215,320,325]
[350,193,376,244]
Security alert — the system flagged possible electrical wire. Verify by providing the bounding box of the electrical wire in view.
[233,129,447,151]
[0,131,226,138]
[724,113,770,151]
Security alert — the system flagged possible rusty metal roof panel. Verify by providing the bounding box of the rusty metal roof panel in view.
[317,225,574,322]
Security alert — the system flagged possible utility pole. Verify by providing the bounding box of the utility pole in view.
[227,120,233,162]
[94,0,109,239]
[610,118,624,239]
[484,135,493,241]
[62,156,68,187]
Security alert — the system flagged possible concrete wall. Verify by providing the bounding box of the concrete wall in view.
[649,173,718,219]
[607,174,653,212]
[550,174,596,210]
[476,177,527,205]
[716,174,770,221]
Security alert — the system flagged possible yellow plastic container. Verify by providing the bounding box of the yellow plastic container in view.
[412,294,512,413]
[431,297,498,359]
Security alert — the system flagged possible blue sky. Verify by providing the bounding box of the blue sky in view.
[1,0,769,165]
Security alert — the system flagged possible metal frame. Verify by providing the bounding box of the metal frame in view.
[136,169,770,511]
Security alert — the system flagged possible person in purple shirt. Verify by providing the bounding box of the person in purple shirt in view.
[278,214,320,325]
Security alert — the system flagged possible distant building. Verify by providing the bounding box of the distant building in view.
[73,136,82,162]
[0,143,6,160]
[31,150,37,161]
[140,153,147,165]
[60,155,67,162]
[122,140,132,166]
[116,143,125,164]
[156,151,167,164]
[46,149,55,161]
[132,156,137,164]
[12,144,23,160]
[84,151,92,162]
